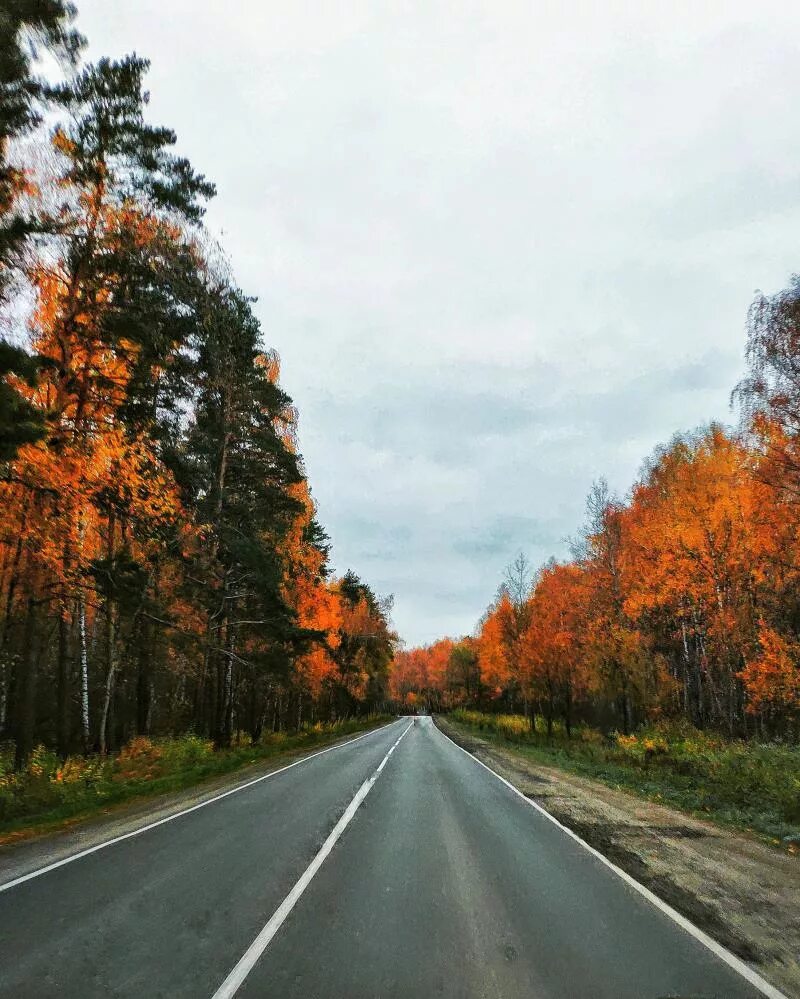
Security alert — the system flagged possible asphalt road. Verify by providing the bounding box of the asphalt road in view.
[0,717,780,999]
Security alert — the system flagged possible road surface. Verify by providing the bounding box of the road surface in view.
[0,717,782,998]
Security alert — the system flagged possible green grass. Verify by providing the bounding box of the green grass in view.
[448,709,800,846]
[0,715,393,840]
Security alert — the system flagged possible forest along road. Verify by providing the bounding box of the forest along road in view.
[0,717,785,999]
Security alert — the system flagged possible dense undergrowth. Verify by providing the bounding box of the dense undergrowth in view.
[448,709,800,845]
[0,715,392,837]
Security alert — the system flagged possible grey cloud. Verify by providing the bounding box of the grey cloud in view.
[452,515,560,561]
[76,0,800,643]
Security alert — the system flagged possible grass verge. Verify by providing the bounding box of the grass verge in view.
[0,715,393,843]
[447,709,800,847]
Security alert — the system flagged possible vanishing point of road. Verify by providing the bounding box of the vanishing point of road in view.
[0,717,784,998]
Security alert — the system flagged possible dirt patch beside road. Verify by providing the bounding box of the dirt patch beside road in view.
[436,715,800,998]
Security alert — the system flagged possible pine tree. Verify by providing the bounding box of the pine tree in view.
[0,0,83,282]
[0,340,45,461]
[179,284,304,744]
[0,1,83,467]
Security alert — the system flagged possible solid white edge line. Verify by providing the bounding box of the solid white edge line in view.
[210,720,414,999]
[0,719,403,895]
[433,721,787,999]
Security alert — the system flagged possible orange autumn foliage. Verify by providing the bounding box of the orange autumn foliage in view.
[740,626,800,719]
[281,482,343,696]
[393,424,800,736]
[389,638,457,709]
[477,592,514,695]
[521,562,593,727]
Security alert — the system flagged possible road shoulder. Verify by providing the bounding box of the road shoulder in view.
[435,715,800,999]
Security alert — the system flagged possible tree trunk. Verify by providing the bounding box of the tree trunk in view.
[248,682,262,745]
[99,625,116,755]
[78,591,90,752]
[199,615,215,738]
[213,647,223,742]
[564,681,573,739]
[0,653,7,735]
[680,618,691,721]
[99,511,117,755]
[56,604,71,758]
[220,609,234,747]
[136,617,153,736]
[694,618,706,727]
[0,509,27,735]
[621,690,631,735]
[13,597,38,770]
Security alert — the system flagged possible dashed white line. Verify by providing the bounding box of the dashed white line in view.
[210,720,414,999]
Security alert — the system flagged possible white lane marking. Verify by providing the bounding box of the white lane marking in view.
[211,720,414,999]
[434,723,787,999]
[0,720,402,895]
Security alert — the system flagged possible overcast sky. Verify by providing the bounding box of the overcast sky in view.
[76,1,800,645]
